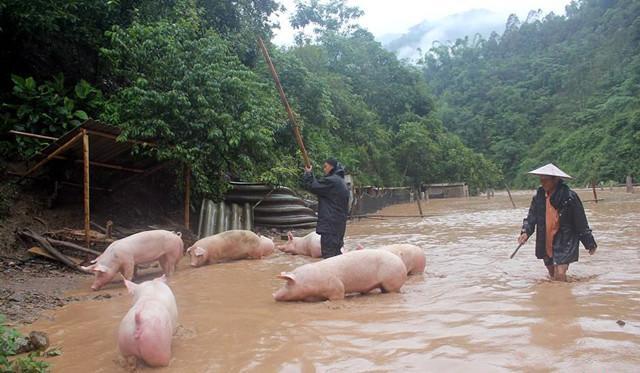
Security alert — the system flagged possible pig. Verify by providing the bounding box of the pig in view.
[273,249,407,302]
[186,230,274,267]
[380,244,426,275]
[277,231,322,258]
[81,230,184,291]
[118,275,177,367]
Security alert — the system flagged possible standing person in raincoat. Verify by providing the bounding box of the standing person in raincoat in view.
[517,163,598,281]
[303,158,350,259]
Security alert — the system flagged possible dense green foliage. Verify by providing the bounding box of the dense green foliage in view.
[422,0,640,187]
[1,0,502,196]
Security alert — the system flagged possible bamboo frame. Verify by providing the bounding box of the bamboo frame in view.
[50,155,144,173]
[20,131,84,179]
[111,161,172,191]
[9,130,58,141]
[82,129,91,248]
[85,130,155,147]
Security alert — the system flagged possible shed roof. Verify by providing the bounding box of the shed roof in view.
[25,119,158,178]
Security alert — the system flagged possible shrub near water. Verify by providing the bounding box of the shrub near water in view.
[0,315,49,373]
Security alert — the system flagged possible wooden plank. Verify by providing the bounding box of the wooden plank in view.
[85,130,156,147]
[9,130,58,141]
[50,155,145,173]
[28,247,84,266]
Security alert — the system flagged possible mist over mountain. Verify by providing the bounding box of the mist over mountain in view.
[382,9,506,60]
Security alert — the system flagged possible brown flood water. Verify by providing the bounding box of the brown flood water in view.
[28,188,640,372]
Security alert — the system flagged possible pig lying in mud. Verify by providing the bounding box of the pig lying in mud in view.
[81,230,184,291]
[186,230,275,267]
[273,250,407,302]
[119,275,177,367]
[277,231,322,258]
[380,244,426,275]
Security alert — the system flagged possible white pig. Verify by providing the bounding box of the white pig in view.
[118,275,177,367]
[273,250,407,302]
[380,244,426,275]
[277,231,322,258]
[82,230,184,291]
[186,230,274,267]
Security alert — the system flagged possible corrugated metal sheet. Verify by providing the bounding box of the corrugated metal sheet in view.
[197,182,318,237]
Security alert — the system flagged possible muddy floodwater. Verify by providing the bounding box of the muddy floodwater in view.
[27,189,640,372]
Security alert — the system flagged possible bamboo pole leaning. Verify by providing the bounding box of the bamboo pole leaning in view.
[257,37,311,168]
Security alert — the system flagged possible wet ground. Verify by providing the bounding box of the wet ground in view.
[24,188,640,372]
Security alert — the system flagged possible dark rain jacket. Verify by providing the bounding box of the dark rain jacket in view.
[303,164,350,236]
[521,181,597,264]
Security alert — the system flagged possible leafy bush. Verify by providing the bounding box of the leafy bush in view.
[0,315,49,373]
[1,74,105,159]
[100,3,296,200]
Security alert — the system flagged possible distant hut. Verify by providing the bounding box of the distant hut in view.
[423,183,469,199]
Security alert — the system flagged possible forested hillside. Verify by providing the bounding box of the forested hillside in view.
[0,0,500,199]
[421,0,640,187]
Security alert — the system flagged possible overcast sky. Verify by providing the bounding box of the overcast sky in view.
[273,0,573,45]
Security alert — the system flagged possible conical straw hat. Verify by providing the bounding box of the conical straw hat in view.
[528,163,572,179]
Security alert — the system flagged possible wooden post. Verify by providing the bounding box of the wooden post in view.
[627,175,633,193]
[591,180,598,203]
[504,183,516,209]
[416,196,424,217]
[184,164,191,230]
[82,130,91,248]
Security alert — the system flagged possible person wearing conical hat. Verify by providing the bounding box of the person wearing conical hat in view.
[517,163,597,281]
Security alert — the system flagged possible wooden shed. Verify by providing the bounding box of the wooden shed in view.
[10,120,191,246]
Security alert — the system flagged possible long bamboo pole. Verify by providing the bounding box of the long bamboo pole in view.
[591,180,598,203]
[82,130,91,248]
[257,37,311,168]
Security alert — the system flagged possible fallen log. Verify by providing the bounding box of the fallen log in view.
[18,229,86,272]
[28,247,84,266]
[46,227,114,244]
[44,237,102,256]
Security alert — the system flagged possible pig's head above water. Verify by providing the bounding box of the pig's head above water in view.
[81,262,119,291]
[273,271,327,302]
[277,232,299,253]
[273,272,300,302]
[123,274,168,299]
[186,246,209,267]
[258,235,275,256]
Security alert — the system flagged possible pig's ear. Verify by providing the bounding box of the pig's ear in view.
[154,274,167,283]
[80,263,95,272]
[356,243,364,250]
[194,247,206,257]
[186,246,193,254]
[122,276,137,294]
[93,264,109,273]
[287,232,294,241]
[277,272,296,284]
